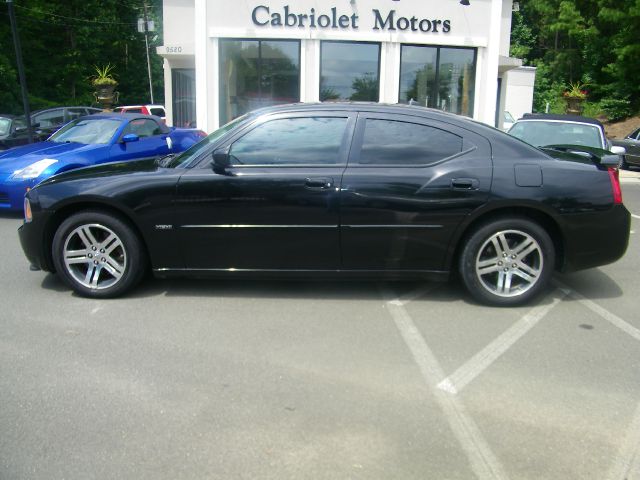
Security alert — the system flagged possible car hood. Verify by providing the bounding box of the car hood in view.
[0,141,103,172]
[38,158,161,187]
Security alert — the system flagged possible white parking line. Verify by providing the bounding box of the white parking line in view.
[607,401,640,480]
[437,289,568,394]
[383,286,509,480]
[553,280,640,342]
[387,283,440,306]
[631,214,640,219]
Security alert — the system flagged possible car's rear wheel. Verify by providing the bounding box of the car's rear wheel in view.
[459,217,555,306]
[621,156,630,170]
[52,211,146,298]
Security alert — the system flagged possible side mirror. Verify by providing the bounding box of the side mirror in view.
[610,145,626,156]
[122,133,139,143]
[212,148,231,174]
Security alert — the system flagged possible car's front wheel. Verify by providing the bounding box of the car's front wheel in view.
[458,217,555,306]
[52,211,146,298]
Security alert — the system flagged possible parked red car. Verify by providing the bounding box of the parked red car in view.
[114,105,166,122]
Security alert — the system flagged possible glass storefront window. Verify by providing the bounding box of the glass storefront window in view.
[219,39,300,125]
[172,69,196,128]
[320,41,380,102]
[400,45,476,117]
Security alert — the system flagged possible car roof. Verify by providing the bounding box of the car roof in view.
[31,106,100,114]
[245,101,491,130]
[78,112,163,121]
[518,113,604,128]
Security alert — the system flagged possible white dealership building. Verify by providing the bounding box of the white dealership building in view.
[158,0,535,131]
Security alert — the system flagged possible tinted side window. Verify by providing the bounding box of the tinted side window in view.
[229,117,348,166]
[358,119,462,165]
[123,119,162,138]
[12,118,26,131]
[33,109,65,127]
[66,108,87,121]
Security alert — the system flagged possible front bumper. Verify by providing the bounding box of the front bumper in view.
[0,175,38,211]
[18,209,53,273]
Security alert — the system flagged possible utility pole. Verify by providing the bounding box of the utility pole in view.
[6,0,34,143]
[142,1,154,104]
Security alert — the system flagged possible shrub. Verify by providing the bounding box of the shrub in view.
[599,98,632,122]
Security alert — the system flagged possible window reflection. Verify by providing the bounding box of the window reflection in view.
[219,40,300,125]
[320,42,380,102]
[400,45,476,117]
[230,117,348,165]
[359,119,462,165]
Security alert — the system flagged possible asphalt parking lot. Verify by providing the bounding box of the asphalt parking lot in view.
[1,176,639,480]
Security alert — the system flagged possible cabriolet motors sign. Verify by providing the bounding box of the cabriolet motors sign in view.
[251,5,452,33]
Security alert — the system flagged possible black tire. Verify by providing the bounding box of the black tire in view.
[458,217,555,306]
[621,156,629,170]
[52,210,147,298]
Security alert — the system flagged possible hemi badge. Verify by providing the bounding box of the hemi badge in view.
[155,224,173,230]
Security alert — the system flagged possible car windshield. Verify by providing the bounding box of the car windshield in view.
[0,118,10,135]
[162,114,249,168]
[49,118,122,144]
[509,120,603,149]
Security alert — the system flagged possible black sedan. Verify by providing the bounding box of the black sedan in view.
[18,103,631,306]
[611,127,640,168]
[0,114,31,150]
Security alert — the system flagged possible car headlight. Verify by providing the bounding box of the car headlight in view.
[10,158,58,180]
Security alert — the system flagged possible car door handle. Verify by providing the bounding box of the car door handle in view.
[451,178,479,190]
[305,177,334,190]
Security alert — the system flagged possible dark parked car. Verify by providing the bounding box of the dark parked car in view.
[19,103,630,306]
[31,106,102,140]
[611,127,640,169]
[0,115,31,150]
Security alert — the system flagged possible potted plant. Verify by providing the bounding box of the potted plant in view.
[91,64,119,110]
[563,81,588,115]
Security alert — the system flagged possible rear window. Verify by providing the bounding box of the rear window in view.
[150,108,165,117]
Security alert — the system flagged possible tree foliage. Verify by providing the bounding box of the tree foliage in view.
[0,0,164,114]
[511,0,640,116]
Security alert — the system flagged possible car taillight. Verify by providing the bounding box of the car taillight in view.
[608,168,622,204]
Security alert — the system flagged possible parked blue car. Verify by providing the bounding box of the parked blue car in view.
[0,113,206,210]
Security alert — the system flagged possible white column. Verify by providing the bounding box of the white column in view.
[381,42,400,104]
[163,58,173,127]
[477,0,503,125]
[208,38,219,131]
[194,0,209,131]
[306,40,321,102]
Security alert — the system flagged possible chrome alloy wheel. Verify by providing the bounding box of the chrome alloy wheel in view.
[62,223,127,290]
[475,229,543,298]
